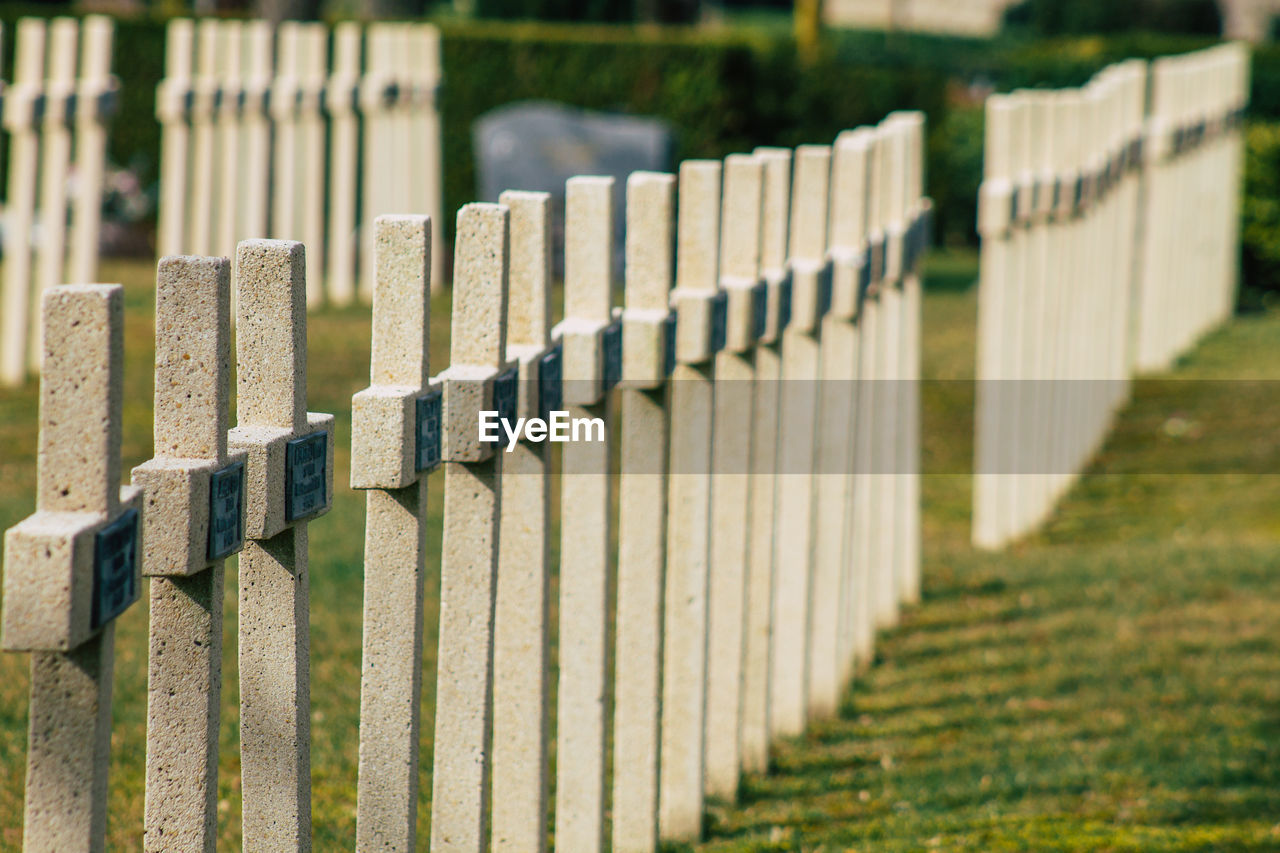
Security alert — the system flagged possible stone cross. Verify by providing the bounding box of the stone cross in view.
[131,256,244,853]
[553,175,619,852]
[34,18,79,329]
[360,24,398,303]
[1,19,46,385]
[704,152,763,802]
[612,170,676,853]
[894,112,927,610]
[270,23,302,247]
[414,25,445,293]
[430,203,512,853]
[156,18,195,260]
[770,144,830,739]
[809,130,864,721]
[298,23,328,303]
[740,146,791,775]
[241,21,274,248]
[228,239,335,852]
[350,215,435,852]
[326,22,362,306]
[188,19,219,257]
[491,190,555,853]
[68,16,115,286]
[214,21,243,261]
[972,94,1019,551]
[2,283,144,852]
[660,159,721,843]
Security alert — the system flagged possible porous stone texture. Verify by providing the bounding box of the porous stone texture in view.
[703,152,762,802]
[431,202,510,853]
[231,238,333,853]
[432,460,501,853]
[358,482,428,853]
[24,627,115,853]
[4,285,131,653]
[659,159,720,843]
[353,215,434,853]
[555,174,617,853]
[133,255,238,853]
[613,170,675,853]
[5,284,137,853]
[491,189,553,853]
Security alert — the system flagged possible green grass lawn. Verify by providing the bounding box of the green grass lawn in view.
[1,251,1278,850]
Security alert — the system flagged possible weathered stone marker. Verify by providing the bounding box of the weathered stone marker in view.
[613,170,676,853]
[188,19,218,258]
[326,22,362,306]
[1,18,47,385]
[770,145,830,738]
[350,215,436,852]
[68,16,115,286]
[814,128,868,715]
[740,146,792,775]
[132,256,244,853]
[553,175,619,852]
[430,203,512,853]
[2,283,144,852]
[34,18,79,325]
[156,18,195,260]
[228,239,335,852]
[491,190,555,853]
[704,152,763,801]
[213,21,243,261]
[660,160,721,842]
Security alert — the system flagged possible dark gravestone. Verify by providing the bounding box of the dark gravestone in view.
[474,101,674,278]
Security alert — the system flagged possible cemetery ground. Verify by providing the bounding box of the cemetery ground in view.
[0,252,1278,850]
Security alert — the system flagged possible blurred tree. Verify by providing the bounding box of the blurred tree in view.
[252,0,320,19]
[794,0,820,58]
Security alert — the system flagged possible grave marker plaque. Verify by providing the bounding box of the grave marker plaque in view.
[208,459,245,560]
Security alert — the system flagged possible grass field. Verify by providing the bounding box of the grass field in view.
[0,251,1278,850]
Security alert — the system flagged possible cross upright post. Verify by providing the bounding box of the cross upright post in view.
[491,190,556,853]
[213,21,243,261]
[612,170,676,853]
[3,283,144,852]
[351,215,436,853]
[326,22,362,306]
[660,160,721,843]
[741,146,792,774]
[770,144,831,738]
[1,18,47,386]
[704,152,764,800]
[228,239,335,852]
[68,15,115,286]
[132,256,244,853]
[430,203,514,853]
[156,18,195,259]
[553,175,620,852]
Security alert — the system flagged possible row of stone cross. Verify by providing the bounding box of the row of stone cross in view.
[1,111,928,853]
[156,18,446,309]
[0,16,118,388]
[972,44,1250,550]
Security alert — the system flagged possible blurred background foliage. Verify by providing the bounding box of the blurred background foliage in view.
[1,0,1278,296]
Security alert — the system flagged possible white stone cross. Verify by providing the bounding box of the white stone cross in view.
[188,19,219,257]
[241,21,274,249]
[770,144,831,738]
[213,21,243,261]
[34,18,80,336]
[809,131,863,721]
[613,169,676,853]
[156,18,195,260]
[350,215,436,852]
[704,152,764,802]
[325,22,362,306]
[430,202,513,853]
[740,145,791,775]
[1,19,46,385]
[297,23,328,304]
[228,239,335,852]
[491,190,555,853]
[270,23,302,247]
[2,283,144,852]
[67,16,115,287]
[131,256,244,853]
[553,175,619,852]
[660,159,721,844]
